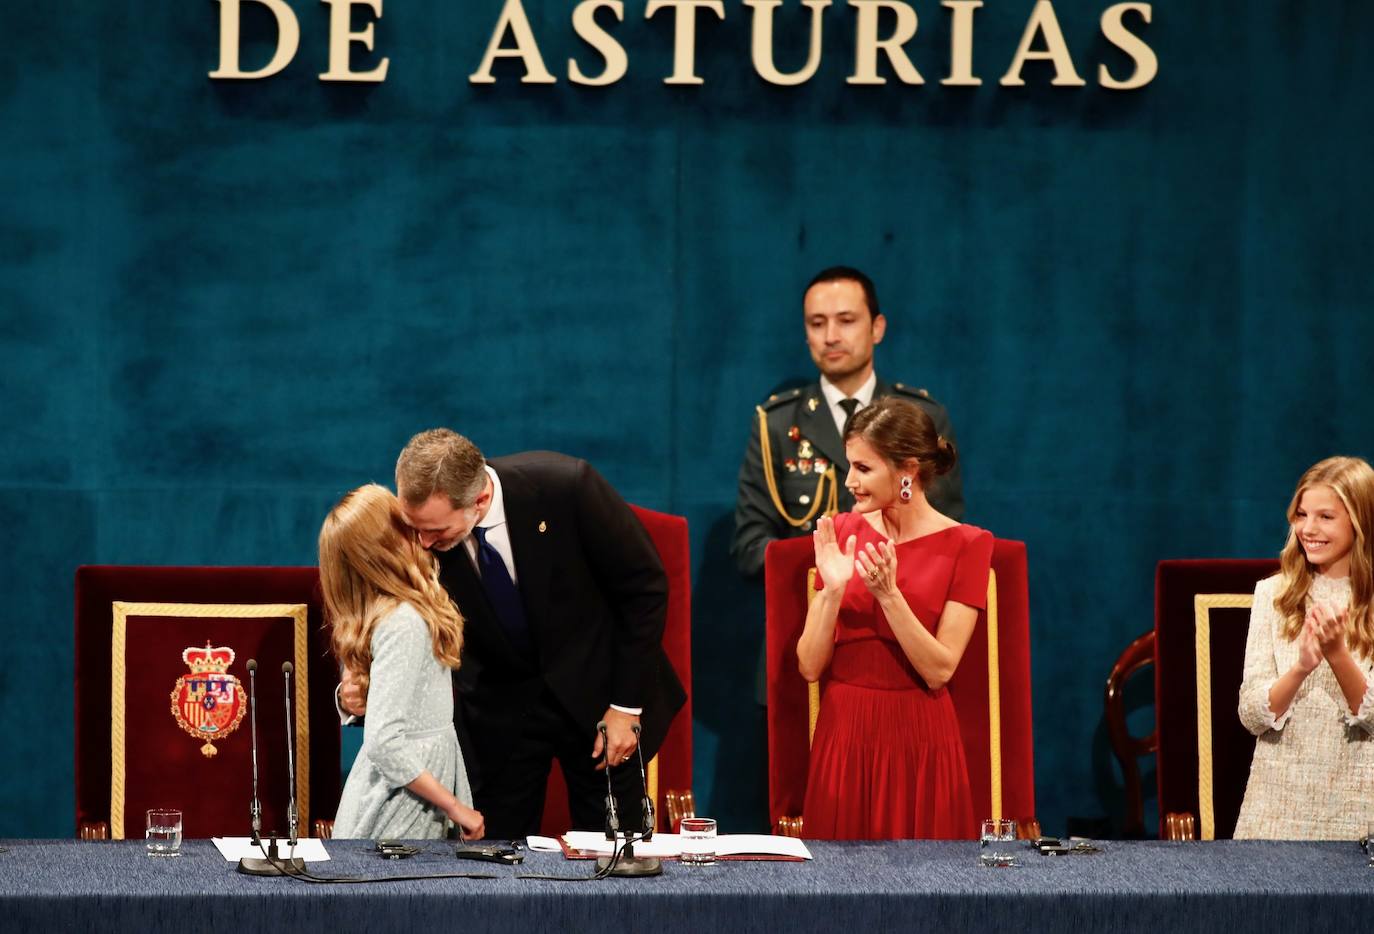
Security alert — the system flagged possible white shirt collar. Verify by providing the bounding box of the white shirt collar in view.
[478,464,505,531]
[464,464,516,581]
[819,372,878,436]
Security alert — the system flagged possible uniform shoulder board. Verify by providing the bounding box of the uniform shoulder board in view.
[891,382,935,402]
[761,387,803,410]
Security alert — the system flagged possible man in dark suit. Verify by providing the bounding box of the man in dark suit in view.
[732,266,965,578]
[342,429,685,839]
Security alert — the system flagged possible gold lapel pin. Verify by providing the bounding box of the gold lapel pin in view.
[538,521,547,533]
[806,397,819,412]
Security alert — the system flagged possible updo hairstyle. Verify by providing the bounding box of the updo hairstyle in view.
[844,396,956,487]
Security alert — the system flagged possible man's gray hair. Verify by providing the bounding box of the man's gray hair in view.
[395,428,487,508]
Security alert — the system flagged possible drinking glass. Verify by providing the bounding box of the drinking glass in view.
[679,817,718,866]
[979,818,1017,867]
[146,808,183,857]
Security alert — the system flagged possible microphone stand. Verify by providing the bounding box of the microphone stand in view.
[247,660,262,846]
[282,661,301,852]
[633,723,656,843]
[236,659,305,876]
[594,721,662,878]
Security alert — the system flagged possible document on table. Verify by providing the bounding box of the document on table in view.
[562,831,812,861]
[211,837,332,862]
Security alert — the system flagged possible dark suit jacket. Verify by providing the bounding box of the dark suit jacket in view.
[436,452,687,774]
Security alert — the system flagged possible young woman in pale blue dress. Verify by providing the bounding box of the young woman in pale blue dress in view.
[320,484,485,840]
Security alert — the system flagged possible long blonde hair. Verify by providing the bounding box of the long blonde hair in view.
[1275,456,1374,659]
[319,483,464,701]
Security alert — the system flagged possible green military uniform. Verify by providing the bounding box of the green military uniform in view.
[730,379,965,578]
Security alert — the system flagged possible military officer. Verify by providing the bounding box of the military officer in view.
[731,266,965,578]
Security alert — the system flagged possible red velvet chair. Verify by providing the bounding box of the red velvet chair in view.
[765,535,1035,837]
[1154,559,1279,840]
[537,504,694,835]
[74,566,341,840]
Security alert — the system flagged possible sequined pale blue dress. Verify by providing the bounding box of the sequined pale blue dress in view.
[332,603,472,839]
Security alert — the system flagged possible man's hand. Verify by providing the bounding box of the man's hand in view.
[339,667,367,718]
[590,707,640,770]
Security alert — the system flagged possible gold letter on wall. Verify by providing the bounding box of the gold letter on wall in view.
[940,0,981,86]
[645,0,726,85]
[570,0,629,86]
[848,0,923,86]
[320,0,389,82]
[470,0,557,84]
[1099,2,1156,90]
[746,0,832,87]
[1000,0,1085,86]
[208,0,301,79]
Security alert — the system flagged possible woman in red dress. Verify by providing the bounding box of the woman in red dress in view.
[798,397,993,839]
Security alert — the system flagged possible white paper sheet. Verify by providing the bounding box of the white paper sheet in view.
[211,837,332,862]
[561,831,812,860]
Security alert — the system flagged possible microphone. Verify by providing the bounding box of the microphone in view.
[592,719,661,878]
[245,659,262,846]
[282,661,299,848]
[237,659,305,876]
[597,720,619,840]
[631,722,654,841]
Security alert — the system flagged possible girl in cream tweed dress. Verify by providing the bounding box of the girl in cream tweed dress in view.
[1235,457,1374,840]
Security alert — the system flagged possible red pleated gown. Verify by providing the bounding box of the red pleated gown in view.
[802,511,993,840]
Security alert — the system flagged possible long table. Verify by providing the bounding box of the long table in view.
[1,838,1370,932]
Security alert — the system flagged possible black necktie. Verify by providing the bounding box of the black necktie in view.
[839,398,861,437]
[473,526,531,655]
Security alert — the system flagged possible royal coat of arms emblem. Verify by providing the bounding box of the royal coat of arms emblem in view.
[170,642,247,757]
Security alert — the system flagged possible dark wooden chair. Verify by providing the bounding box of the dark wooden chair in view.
[1104,630,1157,838]
[764,535,1036,838]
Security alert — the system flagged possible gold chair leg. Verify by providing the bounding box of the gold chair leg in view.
[78,821,110,841]
[664,789,696,832]
[1163,812,1196,841]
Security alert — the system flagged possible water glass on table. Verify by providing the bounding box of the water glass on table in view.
[146,809,183,857]
[679,817,718,866]
[979,818,1017,867]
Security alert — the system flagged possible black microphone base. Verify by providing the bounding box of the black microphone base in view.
[597,854,663,877]
[237,856,306,876]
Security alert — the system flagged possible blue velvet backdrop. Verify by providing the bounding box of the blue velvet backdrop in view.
[3,0,1371,838]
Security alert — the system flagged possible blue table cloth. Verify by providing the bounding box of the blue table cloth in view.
[1,838,1370,932]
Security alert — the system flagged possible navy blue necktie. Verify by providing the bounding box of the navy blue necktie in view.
[473,526,532,655]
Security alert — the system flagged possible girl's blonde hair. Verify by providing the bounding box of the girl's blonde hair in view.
[1275,456,1374,659]
[319,483,464,701]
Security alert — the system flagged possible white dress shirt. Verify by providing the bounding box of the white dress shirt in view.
[463,465,516,583]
